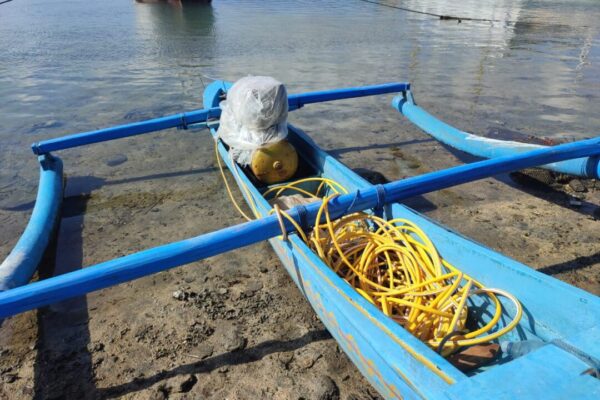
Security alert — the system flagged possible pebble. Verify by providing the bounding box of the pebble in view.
[172,290,186,301]
[217,288,228,295]
[149,393,165,400]
[30,120,62,132]
[568,179,586,193]
[355,168,389,184]
[3,373,18,384]
[295,349,322,370]
[193,343,214,360]
[150,385,169,400]
[277,351,294,368]
[220,263,240,279]
[104,154,128,167]
[246,281,263,293]
[276,376,294,388]
[314,376,339,400]
[154,348,169,359]
[218,324,246,352]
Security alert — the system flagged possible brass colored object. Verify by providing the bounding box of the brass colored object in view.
[250,140,298,184]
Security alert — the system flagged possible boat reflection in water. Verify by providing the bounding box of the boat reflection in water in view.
[136,0,212,5]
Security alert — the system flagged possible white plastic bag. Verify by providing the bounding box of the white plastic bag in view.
[218,76,288,165]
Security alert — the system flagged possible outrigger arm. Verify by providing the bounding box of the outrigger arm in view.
[1,135,599,318]
[31,82,410,155]
[1,83,409,296]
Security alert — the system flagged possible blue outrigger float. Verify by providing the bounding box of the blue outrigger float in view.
[393,91,600,180]
[1,80,599,399]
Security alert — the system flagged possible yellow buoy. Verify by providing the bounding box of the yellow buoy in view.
[250,140,298,184]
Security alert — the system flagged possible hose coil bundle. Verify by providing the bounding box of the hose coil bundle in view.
[307,195,522,355]
[265,180,522,355]
[215,143,522,355]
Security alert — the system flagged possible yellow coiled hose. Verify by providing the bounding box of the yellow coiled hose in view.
[215,142,522,355]
[309,194,522,355]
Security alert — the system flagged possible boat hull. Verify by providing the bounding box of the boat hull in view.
[204,80,600,399]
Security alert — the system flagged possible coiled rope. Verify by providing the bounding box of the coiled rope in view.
[214,141,522,355]
[307,194,522,355]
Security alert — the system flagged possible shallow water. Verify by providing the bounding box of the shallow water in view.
[0,0,599,255]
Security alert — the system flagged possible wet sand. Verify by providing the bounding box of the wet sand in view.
[0,112,598,399]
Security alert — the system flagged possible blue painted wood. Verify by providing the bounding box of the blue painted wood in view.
[31,108,221,155]
[393,91,600,179]
[1,131,599,319]
[31,82,409,155]
[444,345,599,399]
[287,82,409,111]
[203,80,410,111]
[0,154,63,291]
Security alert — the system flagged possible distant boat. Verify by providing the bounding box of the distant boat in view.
[135,0,212,4]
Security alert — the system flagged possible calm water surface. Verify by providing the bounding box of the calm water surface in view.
[0,0,599,230]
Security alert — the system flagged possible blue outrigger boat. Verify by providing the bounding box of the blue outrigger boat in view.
[1,80,599,399]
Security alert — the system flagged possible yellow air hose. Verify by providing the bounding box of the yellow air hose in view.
[309,196,522,355]
[215,139,258,221]
[215,142,522,356]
